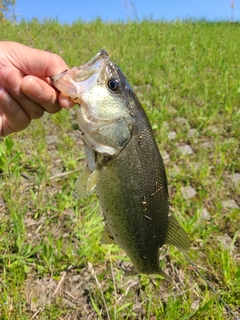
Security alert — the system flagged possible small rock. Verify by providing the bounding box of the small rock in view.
[201,208,211,220]
[191,299,200,310]
[222,199,239,209]
[181,186,197,200]
[0,199,5,207]
[45,135,58,145]
[188,128,197,138]
[217,234,232,250]
[48,150,59,157]
[232,173,240,187]
[62,298,76,308]
[171,164,181,176]
[200,141,212,149]
[50,167,63,177]
[168,131,176,140]
[21,171,33,180]
[20,171,36,185]
[68,132,79,141]
[175,117,189,126]
[205,125,219,134]
[162,121,169,129]
[161,150,170,162]
[177,145,194,155]
[168,106,178,114]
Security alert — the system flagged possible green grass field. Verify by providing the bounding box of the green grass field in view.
[0,19,239,319]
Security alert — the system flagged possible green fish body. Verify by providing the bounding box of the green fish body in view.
[51,50,190,274]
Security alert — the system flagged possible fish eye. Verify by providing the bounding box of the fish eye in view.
[107,78,119,92]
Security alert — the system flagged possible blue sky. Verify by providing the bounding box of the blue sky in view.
[11,0,239,23]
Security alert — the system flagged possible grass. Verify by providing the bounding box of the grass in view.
[0,18,239,319]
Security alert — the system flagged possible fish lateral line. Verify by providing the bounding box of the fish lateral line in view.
[181,250,239,320]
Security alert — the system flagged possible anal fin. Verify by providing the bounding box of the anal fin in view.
[101,225,116,245]
[165,215,190,250]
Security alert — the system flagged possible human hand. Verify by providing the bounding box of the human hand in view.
[0,41,74,136]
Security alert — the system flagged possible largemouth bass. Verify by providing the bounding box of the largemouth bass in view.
[51,50,190,275]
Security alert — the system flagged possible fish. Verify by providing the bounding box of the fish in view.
[51,50,190,275]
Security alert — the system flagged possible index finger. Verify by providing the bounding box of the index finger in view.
[3,41,68,78]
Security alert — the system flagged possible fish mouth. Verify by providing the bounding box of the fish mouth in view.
[85,49,109,68]
[50,69,68,82]
[51,50,110,98]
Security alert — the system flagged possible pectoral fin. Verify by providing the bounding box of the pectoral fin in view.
[75,166,101,199]
[165,215,190,250]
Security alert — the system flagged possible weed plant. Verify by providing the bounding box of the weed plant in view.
[0,19,239,319]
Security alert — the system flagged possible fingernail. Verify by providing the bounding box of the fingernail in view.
[0,87,12,104]
[60,96,75,109]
